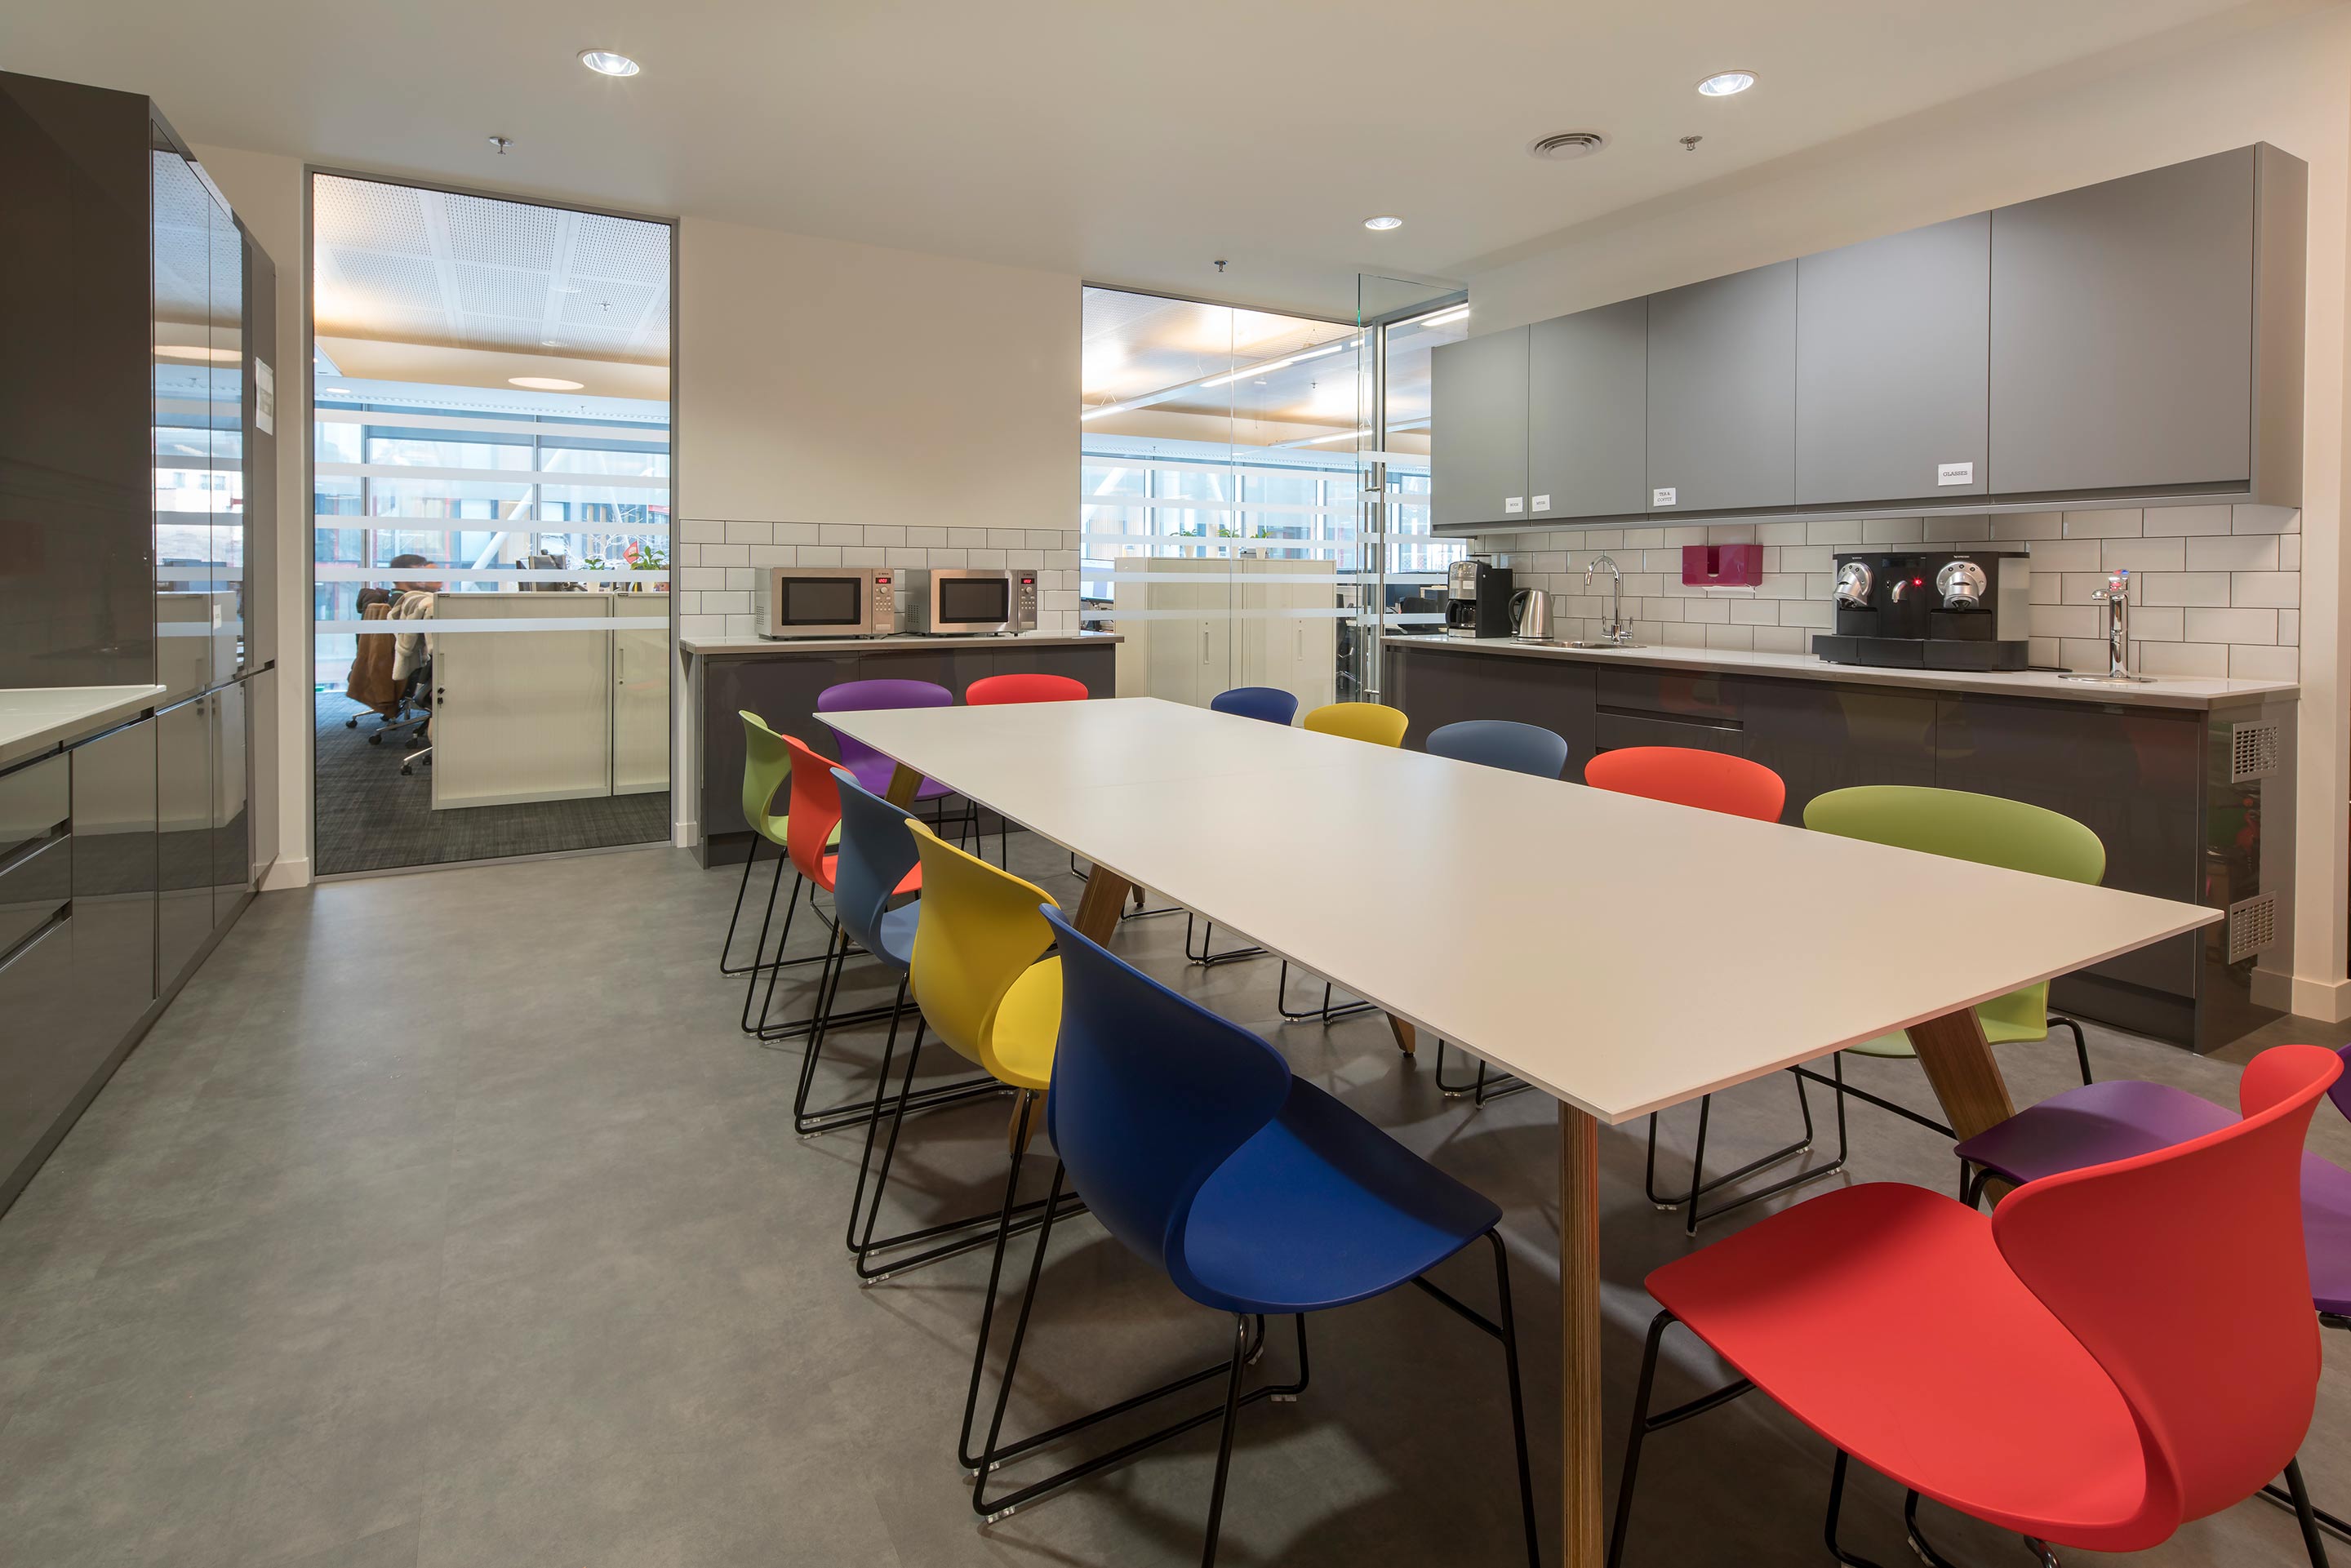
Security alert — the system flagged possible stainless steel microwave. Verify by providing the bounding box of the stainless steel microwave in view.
[753,566,900,639]
[904,567,1038,636]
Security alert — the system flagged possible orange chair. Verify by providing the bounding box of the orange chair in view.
[1583,748,1824,1235]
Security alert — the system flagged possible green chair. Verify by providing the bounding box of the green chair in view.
[1797,784,2102,1173]
[725,711,836,1033]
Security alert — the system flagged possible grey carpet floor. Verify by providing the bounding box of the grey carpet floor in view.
[313,691,669,876]
[0,841,2344,1567]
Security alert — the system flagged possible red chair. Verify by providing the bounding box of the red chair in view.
[1607,1043,2343,1568]
[1582,748,1817,1234]
[1583,745,1785,821]
[749,732,920,1051]
[963,673,1089,863]
[965,672,1088,706]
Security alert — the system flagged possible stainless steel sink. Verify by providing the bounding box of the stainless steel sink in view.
[1566,640,1647,651]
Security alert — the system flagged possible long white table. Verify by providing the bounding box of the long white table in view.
[820,695,2220,1565]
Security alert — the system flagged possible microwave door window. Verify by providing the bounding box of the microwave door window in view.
[939,578,1009,624]
[782,579,863,625]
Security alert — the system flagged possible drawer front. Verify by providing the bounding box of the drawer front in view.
[1593,711,1744,757]
[0,834,70,957]
[1594,667,1741,724]
[0,918,81,1186]
[0,754,69,862]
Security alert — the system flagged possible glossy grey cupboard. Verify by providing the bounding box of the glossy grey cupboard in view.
[1644,260,1798,515]
[1989,144,2303,500]
[1430,143,2305,533]
[1527,300,1648,522]
[1797,213,1991,504]
[1429,326,1530,528]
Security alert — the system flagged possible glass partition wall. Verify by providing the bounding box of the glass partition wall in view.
[1078,284,1464,716]
[308,173,674,876]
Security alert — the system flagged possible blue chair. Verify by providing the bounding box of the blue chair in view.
[1210,686,1300,726]
[965,905,1540,1566]
[826,769,1011,1276]
[1184,686,1304,962]
[1425,718,1570,780]
[1422,719,1571,1103]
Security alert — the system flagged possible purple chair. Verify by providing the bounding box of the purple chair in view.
[1955,1045,2351,1539]
[816,678,956,803]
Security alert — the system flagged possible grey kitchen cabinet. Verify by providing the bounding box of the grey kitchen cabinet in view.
[1732,677,1939,821]
[156,692,211,986]
[1646,260,1798,514]
[0,922,78,1199]
[1429,326,1529,528]
[1797,213,1991,504]
[211,677,249,917]
[1527,299,1648,521]
[1385,644,1596,762]
[73,716,159,1040]
[1989,145,2302,500]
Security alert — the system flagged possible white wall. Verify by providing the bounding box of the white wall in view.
[1461,5,2351,1018]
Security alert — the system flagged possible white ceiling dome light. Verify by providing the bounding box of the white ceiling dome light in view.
[1696,70,1757,96]
[509,375,585,391]
[580,50,641,78]
[1527,131,1608,162]
[1363,215,1403,232]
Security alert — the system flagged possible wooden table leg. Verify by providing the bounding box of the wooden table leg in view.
[1387,1015,1418,1055]
[884,762,923,809]
[1907,1006,2015,1140]
[1560,1103,1604,1568]
[1070,863,1134,947]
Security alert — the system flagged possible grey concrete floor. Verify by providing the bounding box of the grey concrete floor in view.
[1,839,2345,1568]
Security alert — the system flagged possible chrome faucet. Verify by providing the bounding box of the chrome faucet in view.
[2061,568,2153,683]
[1584,553,1633,646]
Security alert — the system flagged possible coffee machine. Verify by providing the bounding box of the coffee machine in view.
[1811,549,2031,671]
[1444,559,1515,639]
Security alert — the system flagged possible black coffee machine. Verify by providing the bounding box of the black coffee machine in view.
[1811,549,2031,671]
[1445,559,1515,639]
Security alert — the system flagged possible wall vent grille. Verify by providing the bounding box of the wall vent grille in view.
[2228,891,2279,966]
[2230,722,2280,783]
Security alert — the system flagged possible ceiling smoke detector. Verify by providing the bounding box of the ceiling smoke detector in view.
[1527,131,1607,162]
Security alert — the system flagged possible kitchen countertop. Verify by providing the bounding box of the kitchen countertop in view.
[1382,634,2296,711]
[679,630,1123,656]
[0,685,167,771]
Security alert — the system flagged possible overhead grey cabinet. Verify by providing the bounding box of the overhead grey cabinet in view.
[1990,145,2301,500]
[1646,260,1797,514]
[1430,326,1529,528]
[1798,213,1990,504]
[1527,299,1647,521]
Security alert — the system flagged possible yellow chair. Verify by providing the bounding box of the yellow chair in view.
[1281,701,1410,1022]
[1304,700,1409,748]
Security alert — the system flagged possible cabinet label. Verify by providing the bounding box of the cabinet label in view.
[255,359,275,435]
[1936,461,1974,486]
[1504,496,1524,513]
[1531,495,1551,512]
[1652,486,1678,507]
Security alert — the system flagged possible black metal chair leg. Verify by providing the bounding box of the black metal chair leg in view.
[1643,1071,1840,1235]
[958,1092,1038,1471]
[2052,1014,2092,1086]
[717,843,763,976]
[967,1154,1068,1476]
[1607,1310,1674,1568]
[1275,959,1373,1023]
[1198,1314,1252,1568]
[1186,914,1267,966]
[2284,1458,2339,1568]
[736,860,793,1033]
[1824,1450,1895,1568]
[2264,1480,2351,1545]
[1488,1233,1540,1568]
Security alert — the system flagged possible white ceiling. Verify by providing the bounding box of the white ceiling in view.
[313,175,670,363]
[0,0,2294,317]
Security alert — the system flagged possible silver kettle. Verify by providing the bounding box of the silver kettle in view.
[1509,588,1552,641]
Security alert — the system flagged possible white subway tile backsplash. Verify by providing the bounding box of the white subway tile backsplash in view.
[966,549,1007,568]
[2136,642,2229,678]
[1704,624,1755,651]
[724,521,773,545]
[2231,571,2299,607]
[680,518,722,544]
[2131,606,2183,642]
[864,525,906,547]
[702,590,749,615]
[1661,624,1707,648]
[1861,517,1924,544]
[2140,504,2232,537]
[2233,504,2299,534]
[2025,538,2103,572]
[1807,520,1864,545]
[817,523,862,545]
[2231,643,2299,681]
[1027,529,1066,549]
[1753,625,1807,654]
[840,547,884,567]
[2184,534,2279,571]
[1729,597,1779,626]
[988,528,1028,550]
[2182,607,2276,644]
[727,567,755,591]
[1920,514,1991,542]
[1682,597,1729,624]
[908,526,949,547]
[1991,511,2064,541]
[2281,535,2301,571]
[2280,610,2300,646]
[701,544,749,567]
[2031,605,2100,640]
[1780,545,1835,574]
[775,522,822,545]
[796,545,842,566]
[1758,522,1809,546]
[886,548,926,568]
[2060,637,2110,670]
[2137,572,2229,607]
[681,566,724,591]
[749,545,794,567]
[1779,601,1833,629]
[2029,636,2060,667]
[2099,538,2184,572]
[2063,509,2142,539]
[927,549,967,569]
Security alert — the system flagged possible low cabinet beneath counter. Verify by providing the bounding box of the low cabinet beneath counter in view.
[1384,638,2293,1051]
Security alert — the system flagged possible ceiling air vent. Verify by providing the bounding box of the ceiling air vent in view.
[1528,131,1608,162]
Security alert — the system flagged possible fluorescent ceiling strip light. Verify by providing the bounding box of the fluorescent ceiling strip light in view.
[1080,338,1358,420]
[1275,429,1374,448]
[1415,306,1470,328]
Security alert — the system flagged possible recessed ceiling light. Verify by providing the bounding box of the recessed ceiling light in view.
[156,345,241,362]
[1363,215,1403,232]
[1696,70,1756,97]
[580,50,641,77]
[509,376,584,391]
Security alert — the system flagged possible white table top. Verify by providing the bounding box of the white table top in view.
[1383,633,2297,711]
[0,685,167,770]
[820,697,2220,1125]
